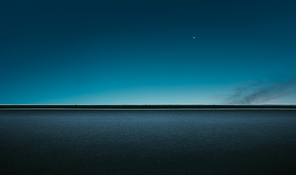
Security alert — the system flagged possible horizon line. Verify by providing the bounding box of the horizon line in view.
[1,104,296,110]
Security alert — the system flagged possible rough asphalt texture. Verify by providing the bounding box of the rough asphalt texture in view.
[1,110,296,174]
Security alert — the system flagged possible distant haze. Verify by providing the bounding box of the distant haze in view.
[222,77,296,104]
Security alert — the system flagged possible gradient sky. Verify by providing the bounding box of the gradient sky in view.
[1,0,296,104]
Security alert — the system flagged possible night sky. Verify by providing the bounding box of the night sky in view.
[1,0,296,104]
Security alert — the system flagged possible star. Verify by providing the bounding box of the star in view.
[193,36,195,39]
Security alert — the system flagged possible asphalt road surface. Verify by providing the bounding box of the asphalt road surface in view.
[1,110,296,174]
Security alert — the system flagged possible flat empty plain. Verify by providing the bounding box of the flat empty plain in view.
[1,110,296,174]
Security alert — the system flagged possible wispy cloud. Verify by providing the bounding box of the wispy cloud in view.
[220,77,296,104]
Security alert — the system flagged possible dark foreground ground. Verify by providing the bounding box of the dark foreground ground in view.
[1,110,296,174]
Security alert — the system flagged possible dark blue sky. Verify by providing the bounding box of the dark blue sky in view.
[1,0,296,104]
